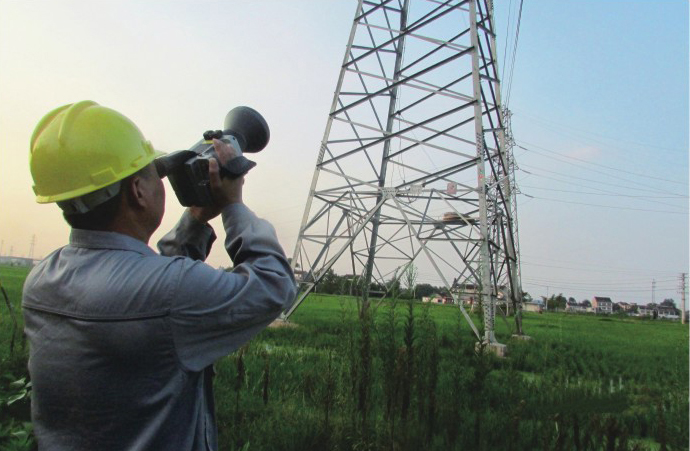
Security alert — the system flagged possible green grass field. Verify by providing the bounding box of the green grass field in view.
[1,266,688,450]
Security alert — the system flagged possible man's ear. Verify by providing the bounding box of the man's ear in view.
[125,175,148,209]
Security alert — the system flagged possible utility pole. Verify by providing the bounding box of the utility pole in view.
[680,273,687,325]
[652,279,656,304]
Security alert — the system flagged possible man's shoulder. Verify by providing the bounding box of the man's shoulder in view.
[23,245,192,319]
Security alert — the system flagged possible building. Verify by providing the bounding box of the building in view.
[657,305,679,320]
[293,268,307,282]
[638,304,656,317]
[422,294,454,305]
[451,283,478,307]
[523,301,543,313]
[565,300,588,313]
[617,302,634,312]
[592,296,613,314]
[634,303,679,320]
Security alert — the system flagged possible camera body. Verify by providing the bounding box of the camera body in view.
[162,134,255,207]
[155,107,269,207]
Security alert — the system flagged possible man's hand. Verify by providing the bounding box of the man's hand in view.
[189,139,245,223]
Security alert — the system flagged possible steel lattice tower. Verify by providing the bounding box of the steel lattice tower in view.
[285,0,523,343]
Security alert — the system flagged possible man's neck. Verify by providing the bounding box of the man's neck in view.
[108,212,154,244]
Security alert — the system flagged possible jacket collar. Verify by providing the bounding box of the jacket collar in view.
[69,228,156,256]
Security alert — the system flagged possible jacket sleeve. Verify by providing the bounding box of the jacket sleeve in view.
[157,210,217,261]
[166,204,297,372]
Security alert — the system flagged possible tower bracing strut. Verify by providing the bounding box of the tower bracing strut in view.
[285,0,523,341]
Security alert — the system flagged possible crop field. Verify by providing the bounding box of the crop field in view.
[0,265,688,450]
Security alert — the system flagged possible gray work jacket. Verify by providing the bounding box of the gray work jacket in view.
[22,204,296,450]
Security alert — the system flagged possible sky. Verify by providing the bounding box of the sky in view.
[0,0,687,305]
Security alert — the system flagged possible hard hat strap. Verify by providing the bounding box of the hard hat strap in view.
[57,182,122,215]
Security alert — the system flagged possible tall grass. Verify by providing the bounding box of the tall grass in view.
[0,266,33,450]
[237,295,688,451]
[1,272,688,451]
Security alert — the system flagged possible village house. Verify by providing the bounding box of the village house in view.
[592,296,613,314]
[450,283,478,307]
[422,294,454,305]
[451,283,512,312]
[617,302,634,312]
[565,300,588,313]
[293,268,307,282]
[523,301,543,313]
[634,303,679,319]
[638,303,656,317]
[656,304,679,320]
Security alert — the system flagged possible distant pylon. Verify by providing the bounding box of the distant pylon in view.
[285,0,523,343]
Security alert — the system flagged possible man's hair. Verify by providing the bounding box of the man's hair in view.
[62,165,155,231]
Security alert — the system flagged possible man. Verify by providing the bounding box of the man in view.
[23,100,296,450]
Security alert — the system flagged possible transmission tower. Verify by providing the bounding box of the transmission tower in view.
[285,0,523,344]
[29,235,36,261]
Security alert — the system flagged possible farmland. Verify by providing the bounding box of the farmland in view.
[0,265,688,450]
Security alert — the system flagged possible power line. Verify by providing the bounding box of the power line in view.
[503,0,524,108]
[518,253,681,274]
[524,276,677,287]
[517,142,688,186]
[520,185,686,211]
[520,259,682,275]
[524,278,677,290]
[523,273,679,284]
[520,193,688,215]
[519,163,686,198]
[519,185,686,200]
[518,173,687,209]
[523,281,677,294]
[524,284,677,293]
[523,279,677,290]
[500,0,515,86]
[513,109,687,154]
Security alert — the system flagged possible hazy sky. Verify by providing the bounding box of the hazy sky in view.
[0,0,687,305]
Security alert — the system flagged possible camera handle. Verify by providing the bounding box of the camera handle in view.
[209,133,256,179]
[219,155,256,179]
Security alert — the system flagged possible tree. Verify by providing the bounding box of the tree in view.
[415,283,436,299]
[386,274,402,299]
[403,264,418,299]
[317,269,340,294]
[661,298,676,308]
[554,294,567,309]
[542,293,567,311]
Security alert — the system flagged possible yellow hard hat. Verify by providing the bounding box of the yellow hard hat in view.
[30,100,164,204]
